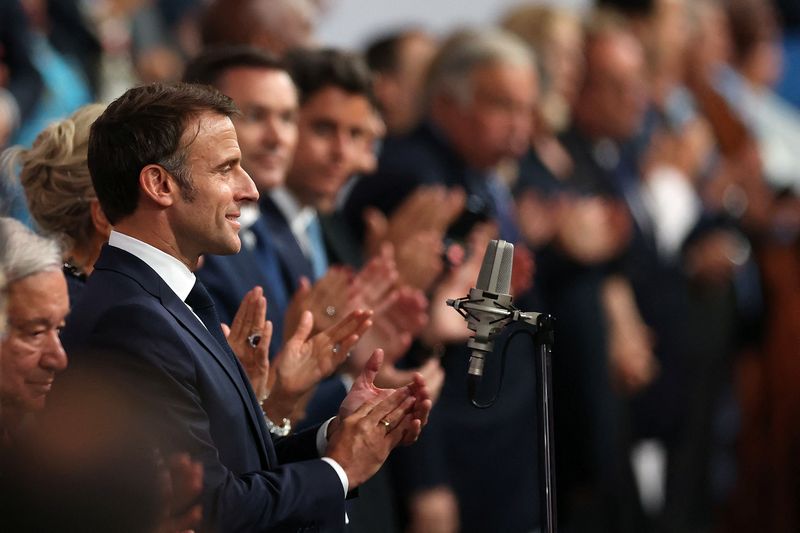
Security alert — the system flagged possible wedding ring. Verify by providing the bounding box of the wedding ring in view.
[247,334,262,348]
[325,305,337,318]
[379,419,391,431]
[331,343,341,355]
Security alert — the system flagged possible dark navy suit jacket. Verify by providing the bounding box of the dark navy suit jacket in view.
[60,245,346,532]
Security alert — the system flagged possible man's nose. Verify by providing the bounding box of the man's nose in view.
[236,167,259,203]
[41,331,68,373]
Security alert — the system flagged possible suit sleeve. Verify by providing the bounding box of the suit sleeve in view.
[74,303,346,533]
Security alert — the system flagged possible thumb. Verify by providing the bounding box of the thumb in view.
[360,348,384,387]
[221,323,231,338]
[297,276,312,293]
[364,207,388,241]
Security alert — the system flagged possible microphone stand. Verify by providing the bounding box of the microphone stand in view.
[447,296,557,533]
[535,313,556,533]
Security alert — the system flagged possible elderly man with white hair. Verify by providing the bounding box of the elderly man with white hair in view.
[0,216,69,442]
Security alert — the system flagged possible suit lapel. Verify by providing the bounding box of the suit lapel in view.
[94,245,274,465]
[261,197,314,290]
[161,292,274,465]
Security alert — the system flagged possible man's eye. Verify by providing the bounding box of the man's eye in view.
[244,110,264,123]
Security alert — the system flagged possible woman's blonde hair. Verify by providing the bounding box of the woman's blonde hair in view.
[2,103,106,252]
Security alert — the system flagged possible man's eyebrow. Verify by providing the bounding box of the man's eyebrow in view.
[214,155,240,170]
[9,317,53,329]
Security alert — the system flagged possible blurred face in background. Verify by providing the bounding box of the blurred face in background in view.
[439,61,538,169]
[374,31,438,135]
[218,67,299,194]
[578,31,648,141]
[285,86,373,212]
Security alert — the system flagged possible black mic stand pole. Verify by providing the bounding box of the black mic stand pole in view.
[535,313,557,533]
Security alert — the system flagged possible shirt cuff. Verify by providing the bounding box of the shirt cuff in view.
[316,417,333,455]
[317,417,349,496]
[321,457,349,497]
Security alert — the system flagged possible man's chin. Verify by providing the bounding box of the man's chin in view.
[206,237,242,257]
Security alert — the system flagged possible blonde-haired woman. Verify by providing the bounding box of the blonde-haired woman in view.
[2,103,109,305]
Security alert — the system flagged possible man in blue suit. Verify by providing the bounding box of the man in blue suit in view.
[60,82,431,532]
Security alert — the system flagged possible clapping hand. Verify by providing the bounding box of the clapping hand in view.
[223,286,272,402]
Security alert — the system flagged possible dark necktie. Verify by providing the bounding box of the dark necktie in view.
[186,279,274,453]
[185,279,232,355]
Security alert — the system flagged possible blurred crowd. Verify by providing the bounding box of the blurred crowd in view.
[1,0,800,532]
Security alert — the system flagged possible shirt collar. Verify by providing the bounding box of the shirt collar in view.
[108,230,196,301]
[270,187,316,228]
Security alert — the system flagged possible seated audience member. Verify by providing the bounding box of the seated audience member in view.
[60,82,431,532]
[0,216,68,443]
[365,28,438,137]
[3,103,108,305]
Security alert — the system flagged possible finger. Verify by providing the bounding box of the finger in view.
[228,293,248,341]
[255,287,267,323]
[290,310,314,343]
[329,309,373,342]
[257,320,273,363]
[363,206,389,243]
[381,396,416,434]
[242,287,261,332]
[365,386,412,425]
[221,323,231,339]
[412,398,433,427]
[398,418,423,446]
[372,288,399,316]
[337,317,373,353]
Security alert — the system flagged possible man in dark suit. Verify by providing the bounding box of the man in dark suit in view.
[60,82,431,532]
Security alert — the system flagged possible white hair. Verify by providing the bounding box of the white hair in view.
[0,217,62,285]
[424,27,537,108]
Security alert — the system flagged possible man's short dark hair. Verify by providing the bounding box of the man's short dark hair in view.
[88,82,238,224]
[182,45,286,87]
[365,33,403,74]
[284,48,374,106]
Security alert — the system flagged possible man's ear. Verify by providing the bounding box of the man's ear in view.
[139,164,176,207]
[89,199,112,239]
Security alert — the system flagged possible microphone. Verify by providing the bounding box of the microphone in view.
[447,240,539,401]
